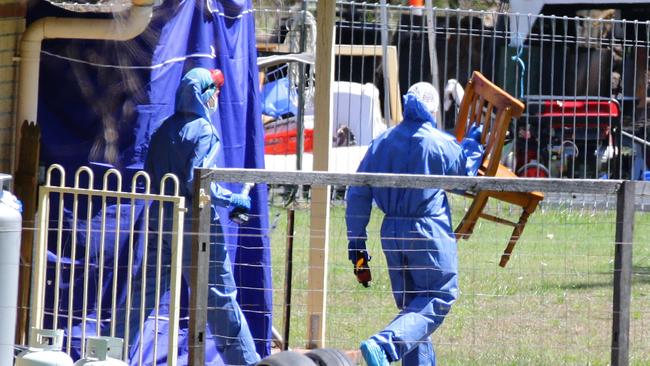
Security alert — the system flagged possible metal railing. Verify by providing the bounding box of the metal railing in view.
[31,164,185,365]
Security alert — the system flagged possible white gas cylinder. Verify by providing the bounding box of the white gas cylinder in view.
[15,329,73,366]
[73,337,127,366]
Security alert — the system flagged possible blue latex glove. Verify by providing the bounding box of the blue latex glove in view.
[229,193,251,213]
[467,124,483,142]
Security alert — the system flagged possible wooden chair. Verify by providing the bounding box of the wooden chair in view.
[453,71,544,267]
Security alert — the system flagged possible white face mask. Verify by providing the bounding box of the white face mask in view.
[207,89,219,113]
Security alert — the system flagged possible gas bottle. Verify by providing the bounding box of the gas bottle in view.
[0,175,22,366]
[15,329,73,366]
[73,337,127,366]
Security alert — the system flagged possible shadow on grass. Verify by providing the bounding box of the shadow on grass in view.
[553,266,650,291]
[632,265,650,285]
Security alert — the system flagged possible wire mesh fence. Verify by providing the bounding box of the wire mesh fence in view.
[201,168,650,365]
[254,1,650,180]
[17,164,650,365]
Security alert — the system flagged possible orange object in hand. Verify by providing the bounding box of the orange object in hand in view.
[354,253,372,288]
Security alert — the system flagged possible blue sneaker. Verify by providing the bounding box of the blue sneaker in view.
[360,339,390,366]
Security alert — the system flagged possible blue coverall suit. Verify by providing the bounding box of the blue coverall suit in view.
[346,93,483,366]
[142,68,259,365]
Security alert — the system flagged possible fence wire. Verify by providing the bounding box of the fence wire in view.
[254,2,650,181]
[208,168,649,365]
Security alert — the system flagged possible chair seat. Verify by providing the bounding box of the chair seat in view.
[478,160,544,208]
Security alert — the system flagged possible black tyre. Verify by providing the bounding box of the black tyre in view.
[305,348,355,366]
[257,350,318,366]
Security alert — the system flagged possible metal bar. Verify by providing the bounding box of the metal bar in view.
[559,16,569,178]
[282,208,295,351]
[110,188,122,337]
[295,0,307,171]
[167,196,185,366]
[188,174,211,366]
[424,0,440,124]
[124,194,138,359]
[52,188,64,330]
[80,170,94,356]
[611,180,635,366]
[571,19,579,178]
[608,19,616,178]
[30,189,50,334]
[152,194,165,365]
[97,192,108,337]
[66,184,79,354]
[618,17,629,179]
[38,186,183,202]
[583,19,593,177]
[621,130,650,148]
[645,22,650,179]
[380,0,392,126]
[137,196,151,366]
[594,19,603,178]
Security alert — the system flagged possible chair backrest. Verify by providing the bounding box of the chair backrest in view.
[454,71,525,176]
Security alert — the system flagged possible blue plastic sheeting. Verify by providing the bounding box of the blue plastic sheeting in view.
[261,76,298,118]
[29,0,272,362]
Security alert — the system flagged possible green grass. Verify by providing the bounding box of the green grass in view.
[267,197,650,365]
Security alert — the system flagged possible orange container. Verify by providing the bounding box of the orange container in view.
[408,0,424,7]
[264,128,314,155]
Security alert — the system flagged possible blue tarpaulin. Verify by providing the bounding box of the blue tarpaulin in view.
[30,0,272,362]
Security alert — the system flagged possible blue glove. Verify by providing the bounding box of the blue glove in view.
[229,193,251,213]
[467,124,483,143]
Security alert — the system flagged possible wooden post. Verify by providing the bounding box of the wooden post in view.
[188,168,211,366]
[307,0,335,349]
[611,180,635,366]
[13,121,40,345]
[282,208,295,350]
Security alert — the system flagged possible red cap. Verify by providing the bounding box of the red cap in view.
[210,69,225,89]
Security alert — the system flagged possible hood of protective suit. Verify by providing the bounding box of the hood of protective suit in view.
[174,68,216,121]
[402,92,436,125]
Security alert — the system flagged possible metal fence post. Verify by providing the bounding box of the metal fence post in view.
[189,168,211,366]
[612,180,635,366]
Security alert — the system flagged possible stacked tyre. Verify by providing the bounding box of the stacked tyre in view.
[257,348,354,366]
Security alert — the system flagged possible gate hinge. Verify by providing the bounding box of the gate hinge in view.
[198,188,211,209]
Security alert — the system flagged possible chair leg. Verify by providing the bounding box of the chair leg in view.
[455,195,489,241]
[499,210,531,267]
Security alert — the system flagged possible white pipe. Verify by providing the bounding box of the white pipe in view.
[12,2,153,172]
[18,3,153,125]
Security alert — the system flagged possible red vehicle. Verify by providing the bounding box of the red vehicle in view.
[505,96,620,178]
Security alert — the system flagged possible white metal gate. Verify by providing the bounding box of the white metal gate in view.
[30,164,185,366]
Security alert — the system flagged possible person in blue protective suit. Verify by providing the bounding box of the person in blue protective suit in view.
[142,67,260,365]
[345,82,483,366]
